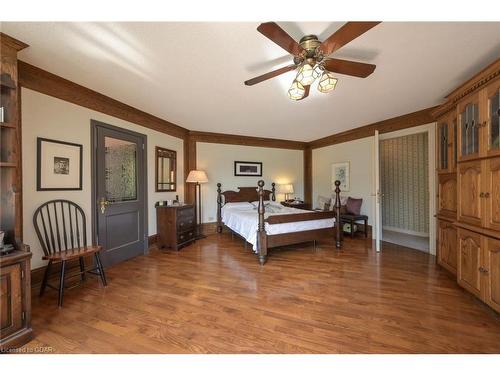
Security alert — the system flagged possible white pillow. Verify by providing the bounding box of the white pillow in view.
[316,195,331,210]
[224,202,254,209]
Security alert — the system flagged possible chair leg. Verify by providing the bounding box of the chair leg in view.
[365,219,368,238]
[58,260,66,307]
[94,252,107,287]
[79,256,86,281]
[39,260,52,297]
[351,219,354,239]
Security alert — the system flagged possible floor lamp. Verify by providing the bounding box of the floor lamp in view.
[186,170,208,239]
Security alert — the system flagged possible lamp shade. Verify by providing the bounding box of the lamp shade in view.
[278,184,294,194]
[186,170,208,183]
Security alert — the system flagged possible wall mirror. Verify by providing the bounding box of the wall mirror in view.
[155,146,176,192]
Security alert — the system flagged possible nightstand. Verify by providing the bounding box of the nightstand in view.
[156,204,196,251]
[281,201,311,210]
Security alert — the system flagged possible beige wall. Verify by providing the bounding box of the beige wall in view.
[196,142,304,223]
[22,88,184,269]
[312,137,375,227]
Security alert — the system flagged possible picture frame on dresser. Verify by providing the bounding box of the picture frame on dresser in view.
[37,137,83,191]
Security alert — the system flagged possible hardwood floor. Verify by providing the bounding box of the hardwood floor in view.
[20,233,500,354]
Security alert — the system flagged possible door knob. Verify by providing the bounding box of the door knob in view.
[99,197,109,214]
[484,192,490,198]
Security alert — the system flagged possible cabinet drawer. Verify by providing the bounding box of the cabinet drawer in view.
[177,216,195,231]
[178,206,195,219]
[177,229,195,244]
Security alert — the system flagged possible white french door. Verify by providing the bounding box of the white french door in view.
[374,130,382,252]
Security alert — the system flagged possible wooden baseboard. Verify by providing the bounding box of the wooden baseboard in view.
[148,234,158,246]
[201,222,218,236]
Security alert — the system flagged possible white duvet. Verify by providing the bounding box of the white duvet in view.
[221,201,335,251]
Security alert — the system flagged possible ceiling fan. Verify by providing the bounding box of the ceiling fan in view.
[244,22,381,101]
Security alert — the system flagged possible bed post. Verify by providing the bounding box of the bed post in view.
[334,180,342,248]
[216,183,223,233]
[271,182,276,201]
[257,180,268,265]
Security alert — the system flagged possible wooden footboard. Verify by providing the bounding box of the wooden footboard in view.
[256,180,342,265]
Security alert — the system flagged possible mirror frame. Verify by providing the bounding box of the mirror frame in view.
[155,146,177,192]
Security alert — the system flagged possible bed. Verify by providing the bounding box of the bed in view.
[216,180,342,264]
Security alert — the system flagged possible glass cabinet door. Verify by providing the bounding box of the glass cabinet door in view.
[489,88,500,151]
[460,102,480,157]
[453,118,458,169]
[438,121,449,171]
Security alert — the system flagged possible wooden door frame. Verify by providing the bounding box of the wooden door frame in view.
[90,120,149,254]
[377,123,437,255]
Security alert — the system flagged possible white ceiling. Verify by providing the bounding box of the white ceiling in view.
[3,22,500,141]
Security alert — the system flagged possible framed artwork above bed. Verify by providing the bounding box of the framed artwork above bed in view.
[332,161,350,192]
[234,161,262,177]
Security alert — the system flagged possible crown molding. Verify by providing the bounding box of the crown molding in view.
[0,32,29,52]
[308,106,438,149]
[189,130,307,150]
[18,61,189,140]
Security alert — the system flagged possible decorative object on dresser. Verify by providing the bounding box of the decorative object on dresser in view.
[155,146,176,192]
[156,204,196,251]
[0,247,32,351]
[278,183,294,202]
[433,58,500,313]
[332,161,350,191]
[234,161,262,176]
[36,137,83,191]
[281,201,311,210]
[33,200,108,307]
[186,170,208,238]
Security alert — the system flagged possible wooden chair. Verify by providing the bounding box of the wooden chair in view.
[33,200,107,307]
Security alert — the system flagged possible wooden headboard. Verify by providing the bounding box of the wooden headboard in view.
[216,183,275,205]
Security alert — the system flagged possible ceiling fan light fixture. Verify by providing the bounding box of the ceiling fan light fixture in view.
[288,80,306,101]
[317,72,338,93]
[295,63,316,86]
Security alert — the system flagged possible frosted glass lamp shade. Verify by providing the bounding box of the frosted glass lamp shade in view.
[296,64,317,86]
[278,184,294,194]
[186,170,208,183]
[317,72,338,93]
[287,80,306,101]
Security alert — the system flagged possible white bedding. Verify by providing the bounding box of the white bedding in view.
[221,201,335,251]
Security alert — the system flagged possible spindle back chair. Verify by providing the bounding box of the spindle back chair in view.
[33,200,107,307]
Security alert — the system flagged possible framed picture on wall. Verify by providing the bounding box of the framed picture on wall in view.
[234,161,262,177]
[332,161,350,192]
[37,137,83,191]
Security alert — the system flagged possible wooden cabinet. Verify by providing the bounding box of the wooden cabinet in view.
[457,228,482,298]
[457,160,483,226]
[437,111,458,173]
[437,174,457,219]
[484,237,500,312]
[0,251,32,350]
[437,220,457,275]
[485,79,500,158]
[156,204,196,251]
[483,156,500,231]
[457,92,483,161]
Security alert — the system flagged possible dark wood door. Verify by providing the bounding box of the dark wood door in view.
[93,121,147,267]
[0,263,23,340]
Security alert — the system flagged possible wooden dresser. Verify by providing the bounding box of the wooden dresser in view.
[434,58,500,313]
[0,250,32,351]
[156,204,196,251]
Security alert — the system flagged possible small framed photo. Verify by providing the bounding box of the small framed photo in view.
[332,161,350,192]
[37,137,83,191]
[234,161,262,177]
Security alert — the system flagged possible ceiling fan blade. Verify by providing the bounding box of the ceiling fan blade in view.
[319,22,381,56]
[323,58,376,78]
[244,64,297,86]
[257,22,304,56]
